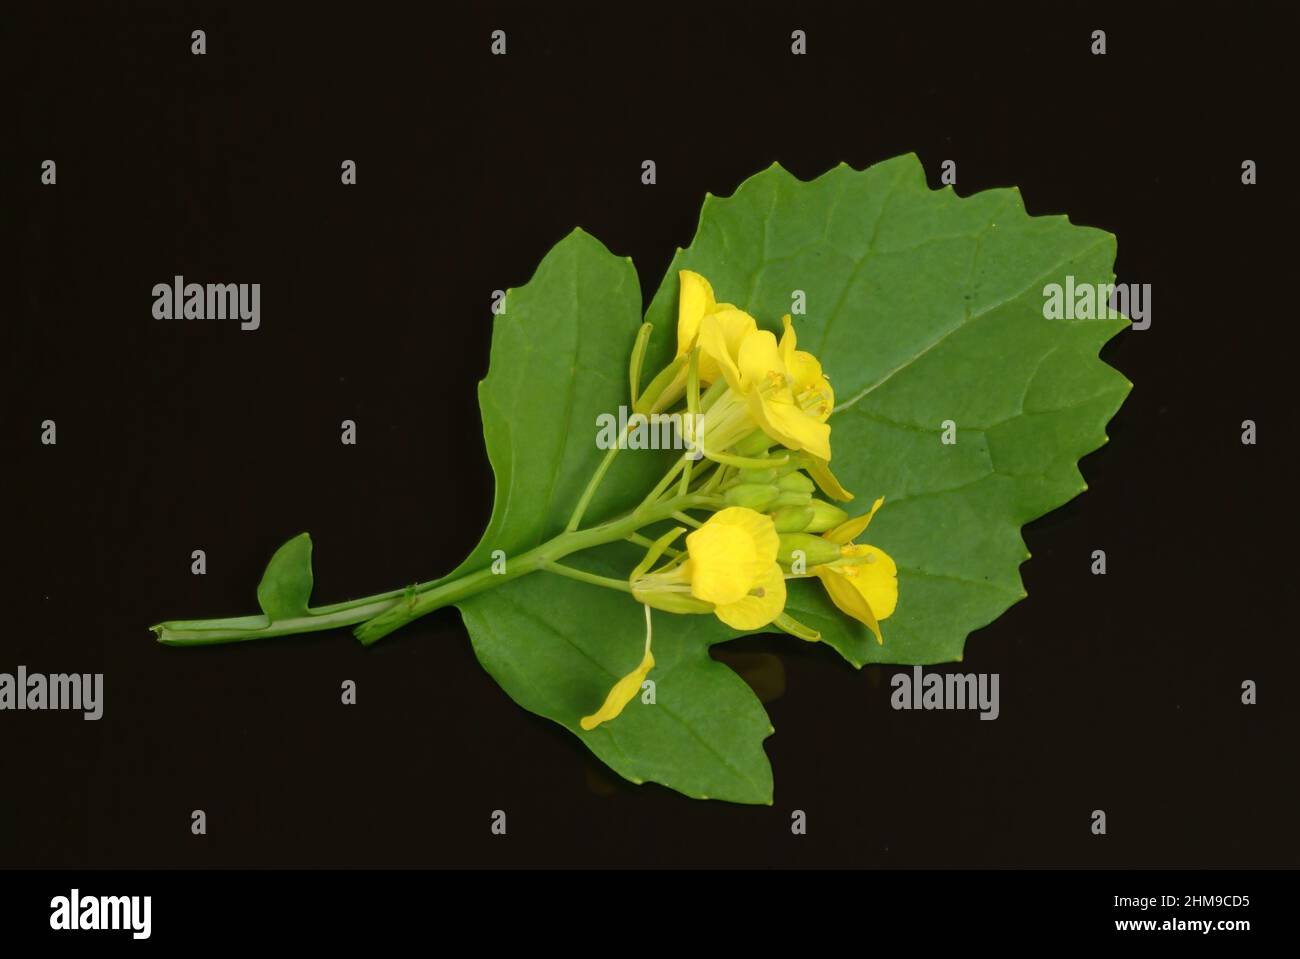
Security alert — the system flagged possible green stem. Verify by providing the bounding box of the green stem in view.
[566,443,620,531]
[678,347,701,496]
[625,533,684,558]
[154,595,411,646]
[542,562,631,592]
[355,491,707,645]
[155,488,713,648]
[639,454,688,510]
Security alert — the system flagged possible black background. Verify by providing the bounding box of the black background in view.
[7,1,1296,869]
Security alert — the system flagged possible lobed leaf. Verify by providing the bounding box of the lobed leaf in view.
[450,156,1131,801]
[644,155,1131,666]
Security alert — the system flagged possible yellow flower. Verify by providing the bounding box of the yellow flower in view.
[683,507,785,629]
[777,315,853,500]
[779,315,834,422]
[581,606,655,731]
[591,509,787,731]
[732,329,832,461]
[812,497,898,644]
[676,270,757,386]
[667,274,844,488]
[632,508,786,631]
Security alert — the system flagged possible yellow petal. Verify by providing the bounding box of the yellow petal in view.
[779,316,834,420]
[787,351,825,393]
[579,647,654,731]
[747,390,832,461]
[805,456,854,502]
[824,496,885,545]
[676,271,716,357]
[736,328,788,396]
[814,544,898,644]
[779,317,819,387]
[714,563,787,630]
[779,314,799,356]
[686,507,779,606]
[714,505,780,562]
[697,308,756,387]
[798,372,835,422]
[580,611,656,731]
[815,566,883,644]
[840,544,898,620]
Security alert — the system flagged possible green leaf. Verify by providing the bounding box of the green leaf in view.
[450,231,675,575]
[257,532,315,621]
[449,157,1130,802]
[453,229,774,804]
[461,545,773,804]
[644,155,1131,666]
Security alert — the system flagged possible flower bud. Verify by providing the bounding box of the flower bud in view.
[777,471,814,494]
[770,505,815,533]
[723,483,780,511]
[803,499,849,533]
[731,466,779,487]
[777,533,842,568]
[770,489,812,509]
[772,453,808,478]
[632,589,715,615]
[731,430,774,459]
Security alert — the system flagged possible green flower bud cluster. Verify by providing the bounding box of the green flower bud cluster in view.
[717,449,850,538]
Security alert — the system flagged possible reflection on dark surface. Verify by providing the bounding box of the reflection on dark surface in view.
[710,650,787,705]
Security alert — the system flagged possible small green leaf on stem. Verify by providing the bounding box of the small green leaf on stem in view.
[256,533,314,621]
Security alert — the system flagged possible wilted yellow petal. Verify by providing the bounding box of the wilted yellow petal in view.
[580,609,656,731]
[824,496,885,545]
[714,563,786,630]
